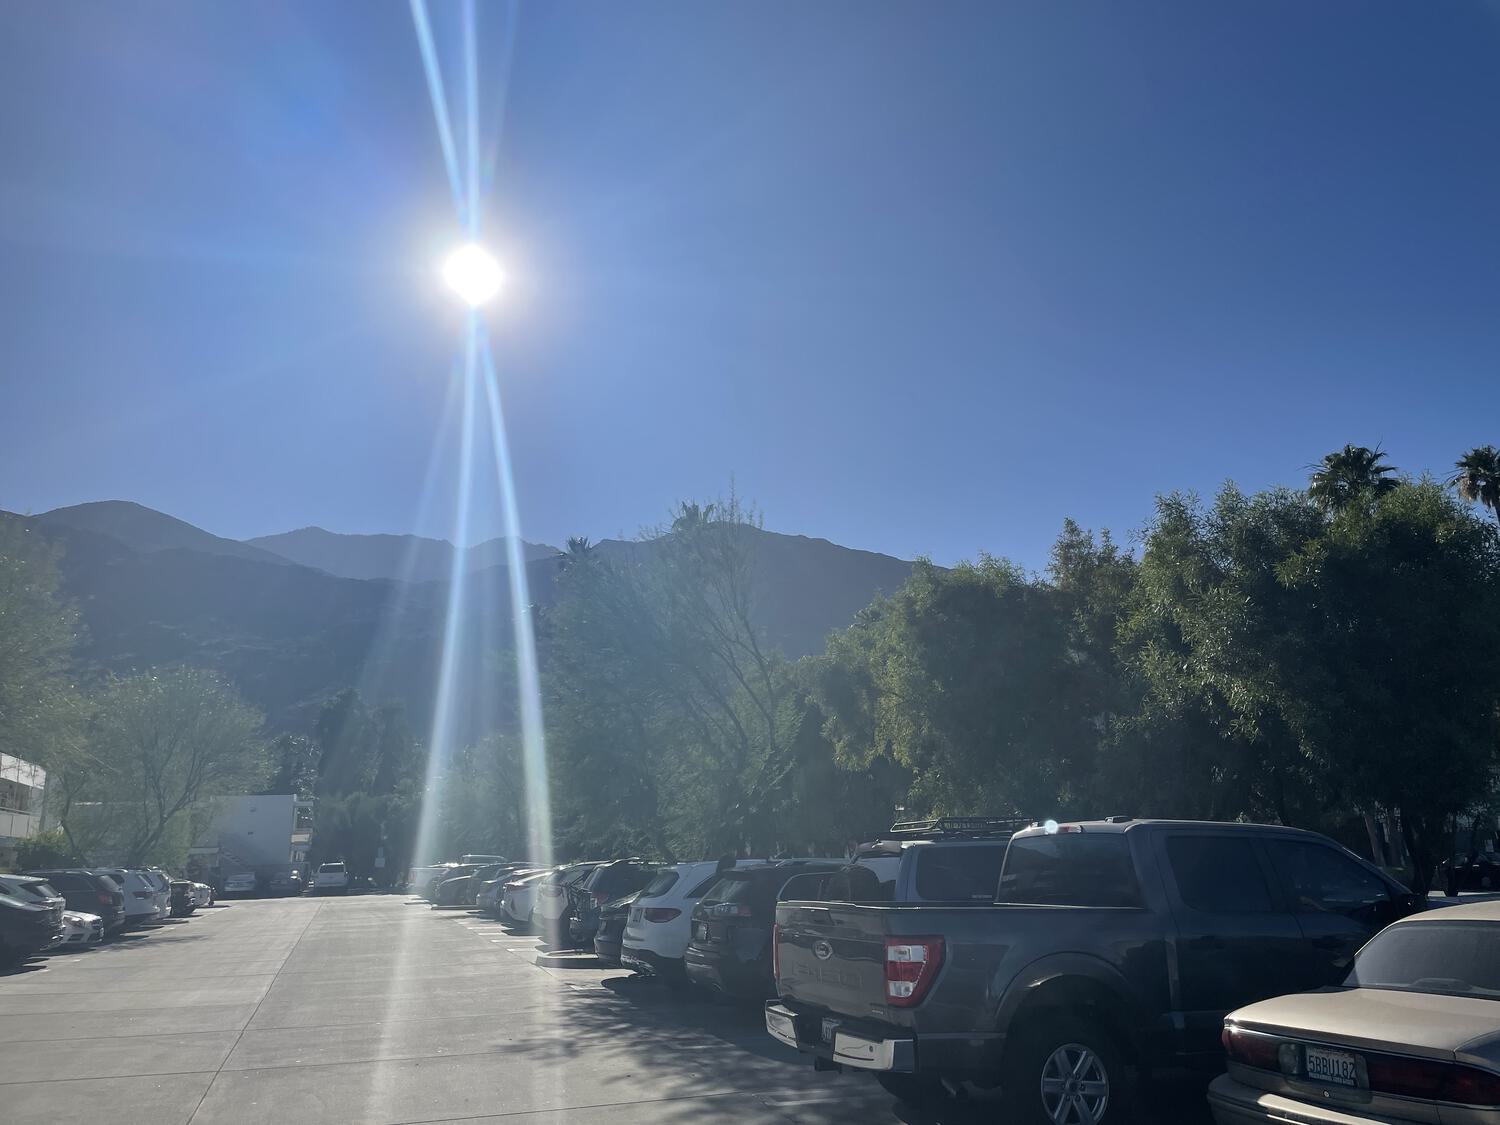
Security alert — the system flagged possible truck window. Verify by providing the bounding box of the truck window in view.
[997,834,1141,907]
[1165,836,1273,912]
[914,844,1007,901]
[1266,839,1389,919]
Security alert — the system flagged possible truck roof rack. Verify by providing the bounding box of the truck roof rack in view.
[884,816,1032,841]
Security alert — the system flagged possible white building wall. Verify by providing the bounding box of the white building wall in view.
[193,794,312,872]
[0,752,47,846]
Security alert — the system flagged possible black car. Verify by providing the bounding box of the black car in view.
[267,869,304,897]
[22,869,128,933]
[0,876,66,966]
[591,892,640,965]
[169,880,195,917]
[551,860,657,949]
[424,864,483,904]
[684,860,845,999]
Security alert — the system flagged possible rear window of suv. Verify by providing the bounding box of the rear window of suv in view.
[914,844,1008,901]
[997,833,1141,908]
[319,863,345,872]
[639,870,681,898]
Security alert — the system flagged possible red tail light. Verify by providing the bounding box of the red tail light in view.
[772,923,781,981]
[97,893,112,905]
[884,936,944,1007]
[1222,1026,1280,1070]
[1367,1055,1500,1106]
[592,890,609,906]
[642,907,680,923]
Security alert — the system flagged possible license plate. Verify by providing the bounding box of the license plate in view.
[821,1018,839,1043]
[1304,1046,1360,1088]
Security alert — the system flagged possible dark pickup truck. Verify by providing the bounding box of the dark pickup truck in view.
[767,818,1424,1122]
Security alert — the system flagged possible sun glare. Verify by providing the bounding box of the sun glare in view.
[442,242,505,307]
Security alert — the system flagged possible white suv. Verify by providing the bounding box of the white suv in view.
[312,862,350,895]
[620,859,766,982]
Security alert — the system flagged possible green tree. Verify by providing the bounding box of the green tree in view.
[1307,444,1400,513]
[68,668,269,865]
[547,495,838,858]
[814,556,1093,819]
[0,516,85,768]
[263,734,319,797]
[1452,445,1500,521]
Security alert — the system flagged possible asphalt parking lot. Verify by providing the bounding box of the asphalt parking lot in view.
[0,895,1216,1124]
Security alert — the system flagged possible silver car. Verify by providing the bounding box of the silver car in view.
[1212,900,1500,1124]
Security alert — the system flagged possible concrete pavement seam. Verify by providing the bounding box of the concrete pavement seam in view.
[184,900,325,1125]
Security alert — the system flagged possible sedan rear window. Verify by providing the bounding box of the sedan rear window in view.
[1347,920,1500,999]
[997,834,1141,908]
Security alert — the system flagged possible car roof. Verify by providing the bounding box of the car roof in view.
[1009,818,1333,839]
[1392,901,1500,925]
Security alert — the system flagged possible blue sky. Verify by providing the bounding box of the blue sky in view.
[3,1,1499,570]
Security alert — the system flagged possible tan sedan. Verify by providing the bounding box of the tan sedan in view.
[1211,900,1500,1124]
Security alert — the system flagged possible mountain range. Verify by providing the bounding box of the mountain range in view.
[10,501,919,742]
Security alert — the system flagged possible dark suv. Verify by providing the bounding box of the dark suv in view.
[685,860,845,999]
[23,869,128,933]
[0,876,65,966]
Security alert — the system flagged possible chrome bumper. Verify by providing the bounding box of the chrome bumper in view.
[764,1002,915,1072]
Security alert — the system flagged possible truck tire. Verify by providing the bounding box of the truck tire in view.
[1001,1015,1131,1125]
[874,1073,946,1106]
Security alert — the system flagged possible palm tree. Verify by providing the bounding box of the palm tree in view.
[556,536,595,571]
[1307,445,1400,512]
[1451,446,1500,521]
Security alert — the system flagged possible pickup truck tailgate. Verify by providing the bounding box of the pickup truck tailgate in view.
[775,902,891,1016]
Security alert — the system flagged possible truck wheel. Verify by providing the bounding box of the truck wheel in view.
[1001,1017,1130,1125]
[875,1073,947,1106]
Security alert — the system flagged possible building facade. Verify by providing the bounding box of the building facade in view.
[0,753,48,867]
[188,794,313,883]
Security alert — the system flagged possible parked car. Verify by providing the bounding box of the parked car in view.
[222,871,257,897]
[1212,898,1500,1124]
[190,882,215,908]
[312,862,350,895]
[410,863,464,900]
[423,864,483,904]
[824,816,1029,903]
[592,892,640,966]
[0,879,65,966]
[1437,849,1500,896]
[22,869,127,933]
[533,862,604,946]
[169,880,196,917]
[93,868,165,927]
[561,860,659,949]
[685,859,845,999]
[268,869,304,896]
[500,869,555,928]
[61,910,105,946]
[768,818,1424,1117]
[140,868,172,919]
[478,868,542,915]
[621,859,769,982]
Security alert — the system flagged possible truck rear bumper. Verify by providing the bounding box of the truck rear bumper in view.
[765,1002,915,1072]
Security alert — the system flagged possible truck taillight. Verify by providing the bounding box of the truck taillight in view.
[97,893,112,905]
[642,908,680,923]
[772,923,781,981]
[593,890,609,906]
[884,936,944,1007]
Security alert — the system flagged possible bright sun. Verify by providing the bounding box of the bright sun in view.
[441,243,505,307]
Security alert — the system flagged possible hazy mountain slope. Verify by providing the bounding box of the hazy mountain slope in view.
[35,501,291,566]
[247,526,559,581]
[12,504,919,738]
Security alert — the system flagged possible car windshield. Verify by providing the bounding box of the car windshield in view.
[1346,920,1500,999]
